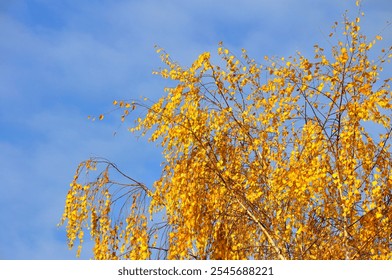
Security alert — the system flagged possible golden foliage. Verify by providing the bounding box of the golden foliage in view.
[60,11,392,260]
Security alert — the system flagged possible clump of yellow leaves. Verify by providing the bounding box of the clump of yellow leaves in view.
[59,159,151,259]
[60,10,392,260]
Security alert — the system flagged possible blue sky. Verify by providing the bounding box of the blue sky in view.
[0,0,390,259]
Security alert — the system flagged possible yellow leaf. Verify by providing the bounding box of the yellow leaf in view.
[317,83,324,92]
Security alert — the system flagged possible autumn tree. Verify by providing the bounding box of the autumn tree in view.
[59,6,392,260]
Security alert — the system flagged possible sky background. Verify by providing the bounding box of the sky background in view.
[0,0,391,259]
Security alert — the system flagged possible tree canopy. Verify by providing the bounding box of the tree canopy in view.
[60,6,392,260]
